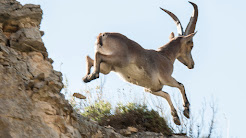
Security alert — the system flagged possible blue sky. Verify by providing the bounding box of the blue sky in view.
[19,0,246,137]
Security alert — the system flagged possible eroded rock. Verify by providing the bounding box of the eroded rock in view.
[0,0,47,57]
[10,27,47,54]
[0,0,186,138]
[0,0,124,137]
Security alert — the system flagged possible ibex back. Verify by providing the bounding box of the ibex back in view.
[83,1,198,125]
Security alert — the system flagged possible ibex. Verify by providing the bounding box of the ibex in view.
[83,1,198,125]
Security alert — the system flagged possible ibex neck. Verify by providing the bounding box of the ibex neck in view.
[157,41,181,63]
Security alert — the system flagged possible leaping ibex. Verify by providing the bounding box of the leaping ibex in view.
[83,1,198,125]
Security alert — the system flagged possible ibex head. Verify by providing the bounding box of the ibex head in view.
[161,1,198,69]
[172,32,197,69]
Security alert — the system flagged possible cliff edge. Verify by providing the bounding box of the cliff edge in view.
[0,1,185,138]
[0,0,125,137]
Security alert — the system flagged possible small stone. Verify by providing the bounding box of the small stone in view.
[25,80,35,90]
[47,58,53,64]
[127,126,138,133]
[73,93,86,99]
[35,73,45,81]
[40,30,44,36]
[34,81,45,89]
[18,22,25,28]
[119,129,131,136]
[105,125,113,129]
[18,86,22,90]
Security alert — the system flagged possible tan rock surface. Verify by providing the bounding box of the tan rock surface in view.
[0,0,186,138]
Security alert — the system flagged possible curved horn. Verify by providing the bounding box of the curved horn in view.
[160,7,184,36]
[185,1,198,35]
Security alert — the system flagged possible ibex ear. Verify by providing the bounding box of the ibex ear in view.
[183,31,197,42]
[169,32,175,40]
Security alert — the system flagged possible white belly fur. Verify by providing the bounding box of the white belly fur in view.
[114,64,159,89]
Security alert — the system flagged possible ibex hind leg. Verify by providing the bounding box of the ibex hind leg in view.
[83,55,112,83]
[85,55,93,75]
[85,55,112,75]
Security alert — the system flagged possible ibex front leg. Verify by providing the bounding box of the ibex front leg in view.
[83,53,112,83]
[166,77,190,118]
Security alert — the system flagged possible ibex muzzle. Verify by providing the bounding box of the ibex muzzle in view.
[83,2,198,125]
[161,1,198,69]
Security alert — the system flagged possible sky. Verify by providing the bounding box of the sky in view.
[18,0,246,137]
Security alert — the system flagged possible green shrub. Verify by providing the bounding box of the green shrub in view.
[82,101,172,136]
[82,100,112,121]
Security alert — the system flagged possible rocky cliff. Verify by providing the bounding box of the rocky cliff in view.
[0,0,185,138]
[0,0,124,137]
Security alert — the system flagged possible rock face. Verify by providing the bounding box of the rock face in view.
[0,0,186,138]
[0,1,124,137]
[0,0,46,57]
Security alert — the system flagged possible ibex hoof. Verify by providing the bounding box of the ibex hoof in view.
[90,72,99,80]
[82,73,99,83]
[173,116,181,125]
[183,107,190,119]
[171,111,181,125]
[82,76,90,83]
[95,73,99,79]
